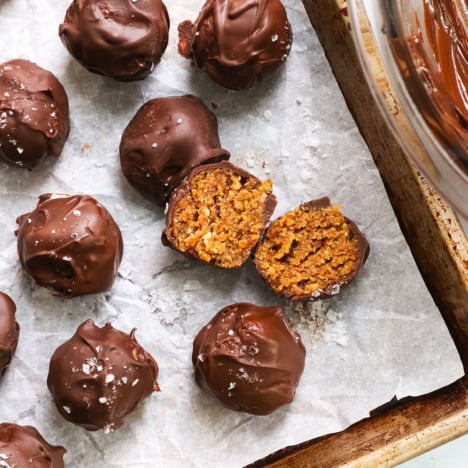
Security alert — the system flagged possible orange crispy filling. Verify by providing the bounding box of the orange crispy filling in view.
[254,204,360,297]
[171,168,273,268]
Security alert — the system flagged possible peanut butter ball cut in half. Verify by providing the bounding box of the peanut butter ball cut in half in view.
[193,302,306,415]
[254,197,369,302]
[162,162,276,268]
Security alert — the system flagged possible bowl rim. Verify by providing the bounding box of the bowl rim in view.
[347,0,468,219]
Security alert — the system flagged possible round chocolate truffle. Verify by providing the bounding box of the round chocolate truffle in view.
[178,0,293,90]
[47,319,159,432]
[0,292,19,377]
[0,59,70,168]
[254,197,370,302]
[0,423,66,467]
[162,161,276,269]
[59,0,170,82]
[120,95,230,205]
[193,302,306,415]
[16,194,123,298]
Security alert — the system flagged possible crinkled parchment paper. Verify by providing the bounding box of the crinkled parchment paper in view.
[0,1,463,467]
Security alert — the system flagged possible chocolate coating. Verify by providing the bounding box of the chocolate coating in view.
[178,0,292,90]
[193,302,305,415]
[0,423,66,467]
[16,194,123,298]
[47,319,159,432]
[0,293,19,377]
[120,95,230,205]
[59,0,170,82]
[0,59,70,168]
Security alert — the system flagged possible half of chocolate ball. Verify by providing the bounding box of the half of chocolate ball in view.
[254,197,370,301]
[162,162,276,269]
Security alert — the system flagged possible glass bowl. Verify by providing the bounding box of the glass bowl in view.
[347,0,468,221]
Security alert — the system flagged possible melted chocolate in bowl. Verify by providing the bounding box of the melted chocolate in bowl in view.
[392,0,468,164]
[349,0,468,219]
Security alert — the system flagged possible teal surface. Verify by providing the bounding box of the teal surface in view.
[399,434,468,467]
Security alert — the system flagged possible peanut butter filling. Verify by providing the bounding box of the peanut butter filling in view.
[254,204,361,298]
[169,168,273,268]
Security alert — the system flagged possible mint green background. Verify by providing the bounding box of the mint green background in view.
[399,434,468,467]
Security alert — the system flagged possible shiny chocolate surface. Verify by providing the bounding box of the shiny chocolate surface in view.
[47,319,159,432]
[59,0,170,81]
[16,194,123,298]
[193,302,305,415]
[0,423,66,467]
[0,59,69,168]
[178,0,292,89]
[0,292,19,377]
[120,95,230,205]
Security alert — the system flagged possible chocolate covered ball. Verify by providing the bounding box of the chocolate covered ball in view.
[178,0,292,90]
[193,302,306,415]
[59,0,170,82]
[0,292,19,377]
[254,197,370,302]
[162,161,276,268]
[0,59,70,168]
[0,423,66,467]
[16,194,123,298]
[47,319,159,432]
[120,95,230,205]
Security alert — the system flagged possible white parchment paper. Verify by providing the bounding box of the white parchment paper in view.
[0,1,463,467]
